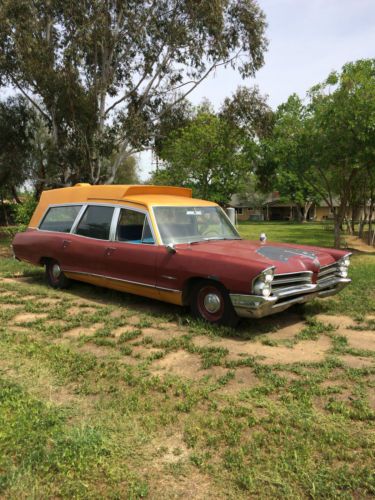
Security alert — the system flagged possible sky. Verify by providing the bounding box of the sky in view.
[138,0,375,179]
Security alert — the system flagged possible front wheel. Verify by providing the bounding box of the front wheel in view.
[190,280,239,328]
[45,260,71,289]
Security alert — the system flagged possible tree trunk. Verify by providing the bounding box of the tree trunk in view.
[333,215,342,248]
[303,201,312,222]
[11,186,22,204]
[333,202,349,249]
[1,194,9,226]
[368,202,374,246]
[344,215,352,235]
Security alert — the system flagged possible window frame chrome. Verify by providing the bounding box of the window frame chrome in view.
[72,203,117,241]
[111,205,157,245]
[150,204,241,245]
[37,203,85,234]
[37,202,157,245]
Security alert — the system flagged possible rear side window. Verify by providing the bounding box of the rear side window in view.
[75,205,114,240]
[39,205,81,233]
[116,208,154,244]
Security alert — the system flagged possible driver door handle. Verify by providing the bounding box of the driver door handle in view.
[105,247,116,256]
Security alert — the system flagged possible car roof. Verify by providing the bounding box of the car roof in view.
[28,184,217,227]
[125,194,217,208]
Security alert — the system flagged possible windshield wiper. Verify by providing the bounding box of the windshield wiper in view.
[189,237,241,244]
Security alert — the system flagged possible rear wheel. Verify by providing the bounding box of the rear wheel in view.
[45,260,71,289]
[190,280,239,327]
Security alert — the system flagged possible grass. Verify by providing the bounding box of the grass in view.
[238,221,336,247]
[0,223,374,498]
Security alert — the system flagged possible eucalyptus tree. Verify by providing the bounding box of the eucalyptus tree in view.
[0,96,33,202]
[0,0,267,185]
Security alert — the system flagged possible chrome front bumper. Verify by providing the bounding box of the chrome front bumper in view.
[230,277,351,319]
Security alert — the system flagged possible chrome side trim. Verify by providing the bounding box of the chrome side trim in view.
[65,270,181,293]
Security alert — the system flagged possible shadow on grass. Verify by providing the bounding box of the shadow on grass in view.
[4,270,309,338]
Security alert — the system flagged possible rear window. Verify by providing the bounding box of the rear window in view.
[75,205,114,240]
[39,205,81,233]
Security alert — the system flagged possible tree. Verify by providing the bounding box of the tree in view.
[113,155,140,185]
[151,109,250,204]
[220,85,274,140]
[0,0,267,186]
[304,60,375,247]
[258,60,375,247]
[0,96,33,203]
[257,94,321,221]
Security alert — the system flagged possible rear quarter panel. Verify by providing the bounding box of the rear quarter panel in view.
[12,229,64,266]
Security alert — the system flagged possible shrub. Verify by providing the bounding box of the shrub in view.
[13,195,37,225]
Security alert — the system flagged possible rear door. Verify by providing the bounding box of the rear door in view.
[60,204,116,275]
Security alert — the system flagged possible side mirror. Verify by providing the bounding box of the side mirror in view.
[166,243,176,254]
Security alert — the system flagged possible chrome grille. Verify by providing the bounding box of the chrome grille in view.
[317,262,339,285]
[272,271,314,298]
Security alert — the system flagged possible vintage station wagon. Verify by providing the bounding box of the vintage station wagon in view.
[12,184,351,326]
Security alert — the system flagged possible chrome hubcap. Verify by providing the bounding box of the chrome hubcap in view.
[204,293,221,313]
[51,263,61,279]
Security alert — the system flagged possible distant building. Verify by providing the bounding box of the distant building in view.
[229,192,336,222]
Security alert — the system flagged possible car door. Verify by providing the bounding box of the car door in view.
[60,204,116,275]
[102,206,160,290]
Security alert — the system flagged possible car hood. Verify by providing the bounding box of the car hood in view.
[176,239,347,275]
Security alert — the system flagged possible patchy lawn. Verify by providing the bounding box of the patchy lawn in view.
[0,224,374,498]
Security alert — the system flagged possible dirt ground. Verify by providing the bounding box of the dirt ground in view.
[2,275,374,390]
[346,235,375,253]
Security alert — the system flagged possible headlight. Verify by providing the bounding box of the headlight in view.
[253,268,274,297]
[337,255,350,278]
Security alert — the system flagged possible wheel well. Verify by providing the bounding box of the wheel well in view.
[39,257,52,266]
[182,276,224,306]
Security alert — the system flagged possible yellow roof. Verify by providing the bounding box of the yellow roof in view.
[29,184,217,227]
[125,194,217,208]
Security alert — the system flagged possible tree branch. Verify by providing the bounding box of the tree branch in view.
[10,76,52,124]
[157,50,243,119]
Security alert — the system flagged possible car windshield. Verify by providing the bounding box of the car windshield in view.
[153,206,241,244]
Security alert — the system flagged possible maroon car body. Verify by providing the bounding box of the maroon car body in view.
[12,184,352,326]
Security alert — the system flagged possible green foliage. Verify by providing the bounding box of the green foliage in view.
[113,156,140,185]
[258,59,375,246]
[13,195,37,225]
[0,0,267,185]
[0,96,34,197]
[153,109,250,204]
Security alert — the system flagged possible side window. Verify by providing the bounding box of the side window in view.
[75,205,114,240]
[39,205,81,233]
[116,209,154,244]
